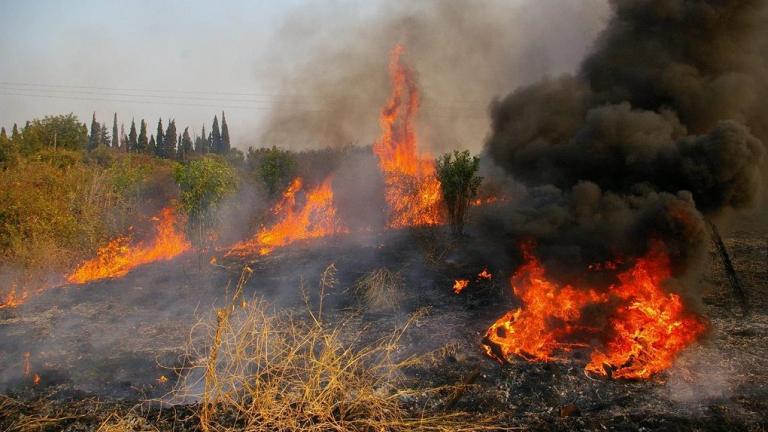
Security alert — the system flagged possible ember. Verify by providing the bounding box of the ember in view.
[453,279,469,295]
[478,268,492,280]
[66,207,192,284]
[226,177,345,257]
[373,44,443,228]
[483,241,706,379]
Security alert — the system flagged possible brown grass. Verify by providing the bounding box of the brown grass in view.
[349,267,404,312]
[174,265,501,432]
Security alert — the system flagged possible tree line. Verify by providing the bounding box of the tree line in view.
[0,111,232,165]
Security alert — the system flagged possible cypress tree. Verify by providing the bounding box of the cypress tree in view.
[0,127,6,140]
[120,123,127,152]
[179,127,193,162]
[100,122,110,147]
[88,112,101,150]
[112,113,118,149]
[11,124,20,143]
[221,111,230,152]
[148,135,157,155]
[164,119,177,159]
[156,119,165,157]
[195,125,207,154]
[128,119,137,152]
[211,115,222,153]
[137,119,148,153]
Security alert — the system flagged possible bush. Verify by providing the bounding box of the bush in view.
[174,156,238,248]
[248,146,296,197]
[436,150,482,236]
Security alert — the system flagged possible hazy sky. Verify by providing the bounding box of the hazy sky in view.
[0,0,606,150]
[0,0,333,145]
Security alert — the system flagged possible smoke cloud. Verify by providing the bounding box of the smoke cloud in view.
[255,0,610,153]
[485,0,767,274]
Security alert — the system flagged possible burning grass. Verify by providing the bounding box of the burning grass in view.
[175,266,499,432]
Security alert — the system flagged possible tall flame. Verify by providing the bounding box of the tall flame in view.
[226,177,345,257]
[66,207,191,284]
[373,44,443,228]
[483,241,706,379]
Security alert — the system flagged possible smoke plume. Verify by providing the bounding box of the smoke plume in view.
[486,0,767,274]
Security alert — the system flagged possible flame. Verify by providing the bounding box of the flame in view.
[373,44,443,228]
[483,241,706,379]
[66,207,191,284]
[453,279,470,295]
[0,286,27,309]
[478,268,492,280]
[226,177,345,257]
[33,374,40,385]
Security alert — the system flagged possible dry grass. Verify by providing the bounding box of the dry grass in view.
[349,267,404,312]
[174,265,501,432]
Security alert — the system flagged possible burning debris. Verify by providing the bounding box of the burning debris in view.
[453,279,469,295]
[373,44,444,229]
[66,207,192,284]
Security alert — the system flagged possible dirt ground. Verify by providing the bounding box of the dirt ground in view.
[0,211,766,431]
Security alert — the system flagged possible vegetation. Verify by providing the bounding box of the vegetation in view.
[436,150,482,236]
[174,156,238,249]
[248,145,296,196]
[180,266,496,432]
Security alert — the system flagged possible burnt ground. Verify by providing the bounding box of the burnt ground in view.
[0,212,766,431]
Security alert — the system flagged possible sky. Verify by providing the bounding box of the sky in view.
[0,0,606,150]
[0,0,332,145]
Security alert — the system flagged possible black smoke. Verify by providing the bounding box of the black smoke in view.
[485,0,767,275]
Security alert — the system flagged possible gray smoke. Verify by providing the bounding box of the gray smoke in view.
[254,0,610,154]
[486,0,767,273]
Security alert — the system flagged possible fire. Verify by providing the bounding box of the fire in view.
[478,268,492,280]
[226,177,345,257]
[453,279,469,294]
[0,286,27,309]
[483,241,706,379]
[373,44,443,228]
[66,207,191,284]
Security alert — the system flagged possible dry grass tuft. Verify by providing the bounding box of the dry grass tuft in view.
[176,265,499,432]
[349,267,404,312]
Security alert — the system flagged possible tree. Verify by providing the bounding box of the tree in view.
[435,150,482,236]
[18,114,88,154]
[164,119,177,159]
[211,115,222,154]
[155,119,165,157]
[128,119,138,152]
[174,156,238,249]
[179,127,193,162]
[120,123,127,152]
[221,111,230,152]
[112,113,118,149]
[136,119,148,153]
[252,146,296,197]
[100,122,110,147]
[195,125,207,154]
[148,135,157,155]
[0,127,18,168]
[88,112,101,150]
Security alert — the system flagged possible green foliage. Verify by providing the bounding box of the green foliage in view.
[18,114,88,154]
[174,156,238,248]
[136,119,148,153]
[249,146,296,197]
[436,150,482,236]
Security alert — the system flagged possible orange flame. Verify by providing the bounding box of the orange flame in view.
[226,177,345,257]
[0,286,27,309]
[373,44,443,228]
[478,268,492,280]
[483,241,706,379]
[453,279,470,295]
[66,207,191,284]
